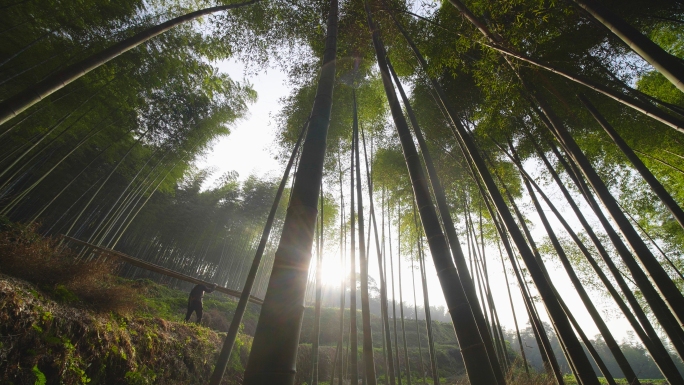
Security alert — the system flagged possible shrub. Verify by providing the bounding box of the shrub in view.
[0,223,139,314]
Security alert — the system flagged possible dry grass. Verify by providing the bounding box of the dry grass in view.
[0,223,139,314]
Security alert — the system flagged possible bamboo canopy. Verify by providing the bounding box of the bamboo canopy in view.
[2,0,684,383]
[62,235,264,306]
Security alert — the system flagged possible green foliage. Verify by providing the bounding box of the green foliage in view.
[32,365,46,385]
[3,0,684,383]
[124,365,157,385]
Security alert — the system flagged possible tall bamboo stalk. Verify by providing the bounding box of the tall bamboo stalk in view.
[498,244,529,376]
[27,126,136,225]
[410,247,427,385]
[507,144,639,385]
[412,202,439,385]
[361,127,396,385]
[468,216,508,369]
[621,206,684,282]
[510,139,684,383]
[61,133,147,241]
[571,0,684,92]
[242,0,337,381]
[0,93,97,184]
[490,166,597,384]
[578,93,684,232]
[367,5,500,383]
[467,159,564,383]
[436,0,684,133]
[354,100,378,385]
[311,186,324,385]
[497,179,581,383]
[86,149,163,245]
[331,146,347,385]
[531,92,684,333]
[350,110,360,385]
[0,119,113,216]
[438,113,562,382]
[397,208,412,385]
[392,13,599,384]
[0,0,260,126]
[387,58,505,382]
[545,139,684,361]
[387,195,403,385]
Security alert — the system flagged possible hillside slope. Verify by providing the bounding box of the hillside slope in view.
[0,274,250,385]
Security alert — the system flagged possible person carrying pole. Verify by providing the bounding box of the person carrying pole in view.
[185,283,217,323]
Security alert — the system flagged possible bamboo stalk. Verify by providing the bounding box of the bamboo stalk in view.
[0,0,261,126]
[242,0,337,380]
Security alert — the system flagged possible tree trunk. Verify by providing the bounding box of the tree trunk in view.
[531,90,684,334]
[387,58,505,383]
[508,145,639,385]
[366,5,499,384]
[354,101,378,385]
[361,128,396,385]
[311,187,324,385]
[242,0,337,381]
[514,139,684,383]
[392,13,599,384]
[0,0,260,126]
[546,138,684,362]
[578,93,684,232]
[208,125,305,384]
[571,0,684,92]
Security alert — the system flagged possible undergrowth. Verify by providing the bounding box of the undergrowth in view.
[0,275,250,384]
[0,223,253,384]
[0,222,138,313]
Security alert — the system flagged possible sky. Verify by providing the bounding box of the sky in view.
[195,59,286,185]
[196,58,641,347]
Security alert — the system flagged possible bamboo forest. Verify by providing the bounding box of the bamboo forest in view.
[2,0,684,383]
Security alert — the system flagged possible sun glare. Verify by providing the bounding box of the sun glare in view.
[316,252,347,287]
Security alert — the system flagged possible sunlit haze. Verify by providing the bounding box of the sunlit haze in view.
[199,61,636,344]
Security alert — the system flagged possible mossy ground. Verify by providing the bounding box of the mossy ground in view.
[0,274,250,385]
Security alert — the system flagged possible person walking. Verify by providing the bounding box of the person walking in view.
[185,283,217,323]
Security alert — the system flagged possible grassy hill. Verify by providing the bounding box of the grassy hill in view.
[0,223,523,384]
